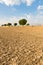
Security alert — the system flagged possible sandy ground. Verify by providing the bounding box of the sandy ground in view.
[0,26,43,65]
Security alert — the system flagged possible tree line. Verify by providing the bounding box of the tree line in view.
[1,19,30,26]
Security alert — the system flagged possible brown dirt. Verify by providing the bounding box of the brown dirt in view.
[0,26,43,65]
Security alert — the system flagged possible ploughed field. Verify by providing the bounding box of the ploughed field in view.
[0,26,43,65]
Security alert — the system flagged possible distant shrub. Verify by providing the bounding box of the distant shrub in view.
[26,23,30,26]
[19,19,27,25]
[1,23,12,26]
[14,23,17,26]
[7,23,12,26]
[1,24,4,26]
[1,24,7,26]
[4,24,7,26]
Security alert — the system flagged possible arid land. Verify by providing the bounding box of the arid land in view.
[0,26,43,65]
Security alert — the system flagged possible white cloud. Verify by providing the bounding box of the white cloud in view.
[37,5,43,10]
[0,0,21,6]
[37,5,43,15]
[0,0,35,6]
[25,0,35,6]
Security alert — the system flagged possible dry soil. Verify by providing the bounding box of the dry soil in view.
[0,26,43,65]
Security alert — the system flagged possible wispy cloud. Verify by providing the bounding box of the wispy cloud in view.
[37,5,43,10]
[24,0,35,6]
[29,14,43,25]
[0,0,35,6]
[37,5,43,15]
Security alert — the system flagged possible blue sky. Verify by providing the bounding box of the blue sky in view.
[0,0,43,25]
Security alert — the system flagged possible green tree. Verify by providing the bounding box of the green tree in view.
[19,19,27,25]
[14,23,17,26]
